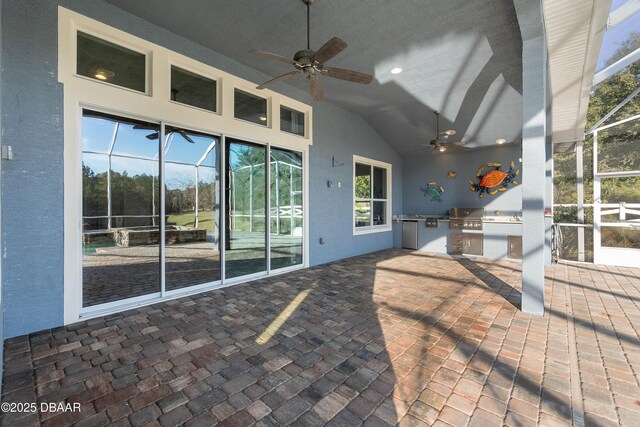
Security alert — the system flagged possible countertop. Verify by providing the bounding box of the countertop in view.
[394,215,522,224]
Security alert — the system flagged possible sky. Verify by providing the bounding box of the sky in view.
[595,0,640,72]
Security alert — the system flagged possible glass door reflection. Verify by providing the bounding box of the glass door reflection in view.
[82,110,161,307]
[164,127,221,291]
[270,148,303,270]
[225,139,267,278]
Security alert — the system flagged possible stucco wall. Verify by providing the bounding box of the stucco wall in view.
[403,144,523,216]
[1,1,64,338]
[1,0,402,337]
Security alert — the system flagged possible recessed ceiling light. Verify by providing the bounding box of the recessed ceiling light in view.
[258,116,267,122]
[496,138,506,145]
[390,67,403,75]
[95,68,115,80]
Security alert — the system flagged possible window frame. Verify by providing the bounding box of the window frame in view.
[353,155,392,235]
[280,104,306,137]
[169,62,221,114]
[74,29,152,95]
[59,6,313,326]
[233,87,270,127]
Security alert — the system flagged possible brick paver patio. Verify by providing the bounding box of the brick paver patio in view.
[2,249,639,426]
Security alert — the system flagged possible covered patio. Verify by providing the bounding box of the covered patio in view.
[1,0,640,425]
[2,249,639,426]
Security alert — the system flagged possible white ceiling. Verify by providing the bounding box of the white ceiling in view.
[543,0,612,150]
[105,0,524,157]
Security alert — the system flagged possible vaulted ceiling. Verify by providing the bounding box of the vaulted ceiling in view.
[105,0,524,157]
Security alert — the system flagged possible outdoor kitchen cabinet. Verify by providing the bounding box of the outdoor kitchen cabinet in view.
[402,220,419,250]
[449,232,483,256]
[508,235,523,259]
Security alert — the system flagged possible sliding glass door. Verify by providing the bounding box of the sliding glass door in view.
[82,111,161,307]
[164,127,221,290]
[82,110,221,308]
[270,148,303,270]
[225,139,267,278]
[81,111,304,309]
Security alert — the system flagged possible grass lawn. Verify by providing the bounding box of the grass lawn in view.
[168,210,215,233]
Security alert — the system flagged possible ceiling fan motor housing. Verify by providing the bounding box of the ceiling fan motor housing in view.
[294,50,321,76]
[294,49,315,64]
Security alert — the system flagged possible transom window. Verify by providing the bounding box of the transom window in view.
[170,65,217,112]
[280,106,305,136]
[76,31,147,92]
[353,156,391,234]
[234,89,268,126]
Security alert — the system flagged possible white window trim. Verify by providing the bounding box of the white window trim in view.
[232,87,271,128]
[168,61,222,115]
[280,104,308,138]
[58,7,312,325]
[353,155,392,235]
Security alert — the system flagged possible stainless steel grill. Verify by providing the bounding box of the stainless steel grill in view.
[449,208,484,230]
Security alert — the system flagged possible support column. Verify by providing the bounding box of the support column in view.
[576,140,585,261]
[0,0,4,394]
[515,0,548,315]
[545,92,554,267]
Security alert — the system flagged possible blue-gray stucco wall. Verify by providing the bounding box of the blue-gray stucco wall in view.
[0,0,4,391]
[1,0,402,337]
[2,1,64,338]
[402,144,523,216]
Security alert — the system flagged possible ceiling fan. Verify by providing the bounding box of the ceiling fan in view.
[250,0,373,101]
[428,111,467,154]
[133,124,195,144]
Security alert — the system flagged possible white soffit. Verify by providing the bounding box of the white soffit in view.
[543,0,611,145]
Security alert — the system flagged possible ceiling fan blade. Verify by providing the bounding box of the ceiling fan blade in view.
[450,141,465,146]
[312,37,348,64]
[323,67,373,84]
[250,49,298,65]
[308,75,325,101]
[177,130,195,144]
[257,70,302,89]
[145,133,159,140]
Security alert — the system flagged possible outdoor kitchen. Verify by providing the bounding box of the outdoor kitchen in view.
[395,208,523,260]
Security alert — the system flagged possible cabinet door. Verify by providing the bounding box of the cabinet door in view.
[464,234,483,256]
[449,232,464,254]
[508,235,523,259]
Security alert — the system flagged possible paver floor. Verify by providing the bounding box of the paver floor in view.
[2,249,639,426]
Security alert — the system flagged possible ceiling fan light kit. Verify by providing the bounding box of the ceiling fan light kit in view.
[427,111,469,154]
[95,68,115,80]
[251,0,373,101]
